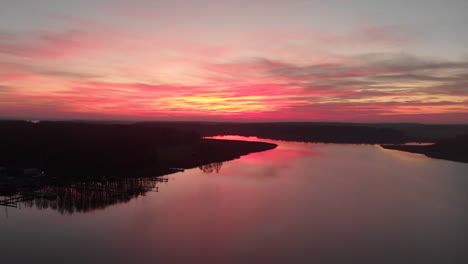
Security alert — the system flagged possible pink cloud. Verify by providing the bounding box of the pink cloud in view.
[0,12,466,123]
[0,30,111,59]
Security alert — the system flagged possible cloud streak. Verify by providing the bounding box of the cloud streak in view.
[0,2,467,122]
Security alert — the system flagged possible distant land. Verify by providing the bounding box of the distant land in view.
[1,120,468,184]
[135,121,468,163]
[133,121,468,143]
[0,121,276,196]
[382,134,468,163]
[0,121,277,172]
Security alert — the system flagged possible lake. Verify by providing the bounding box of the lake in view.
[1,135,468,264]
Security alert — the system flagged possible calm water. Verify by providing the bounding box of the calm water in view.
[1,136,468,264]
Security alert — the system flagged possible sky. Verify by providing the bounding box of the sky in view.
[0,0,467,122]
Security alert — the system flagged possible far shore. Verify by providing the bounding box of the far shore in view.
[381,140,468,164]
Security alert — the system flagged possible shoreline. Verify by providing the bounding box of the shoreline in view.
[381,144,468,164]
[151,138,277,174]
[0,138,277,197]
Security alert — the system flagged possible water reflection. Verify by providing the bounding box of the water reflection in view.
[199,162,223,174]
[27,179,164,214]
[2,162,229,213]
[1,161,227,214]
[207,135,324,179]
[1,177,167,214]
[2,137,468,264]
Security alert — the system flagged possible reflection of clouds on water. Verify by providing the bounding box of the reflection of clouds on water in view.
[207,135,324,179]
[199,162,223,174]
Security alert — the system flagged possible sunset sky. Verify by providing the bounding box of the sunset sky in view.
[1,0,467,122]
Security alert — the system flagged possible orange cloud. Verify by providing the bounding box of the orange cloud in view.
[0,14,467,123]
